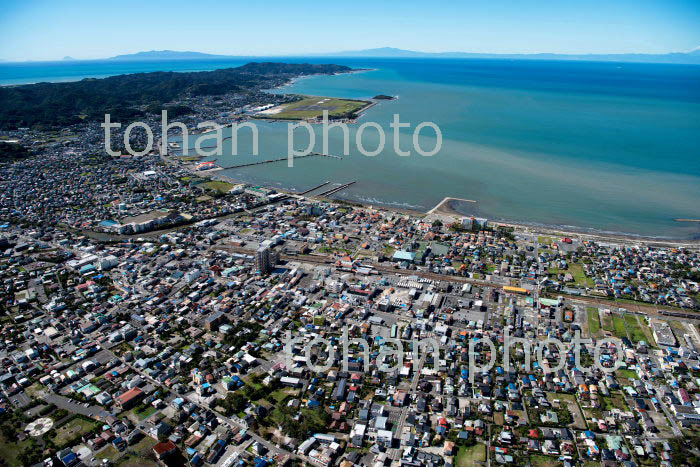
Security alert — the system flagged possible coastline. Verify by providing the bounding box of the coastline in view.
[163,66,700,247]
[271,67,375,92]
[180,156,700,247]
[339,192,700,247]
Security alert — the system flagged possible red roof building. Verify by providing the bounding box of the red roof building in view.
[115,387,144,409]
[153,440,178,460]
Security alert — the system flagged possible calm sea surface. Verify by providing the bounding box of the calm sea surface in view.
[2,57,699,238]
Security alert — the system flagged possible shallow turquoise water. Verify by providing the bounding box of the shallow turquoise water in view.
[3,57,699,238]
[215,59,700,239]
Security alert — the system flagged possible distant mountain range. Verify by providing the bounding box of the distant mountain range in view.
[108,50,233,61]
[319,47,700,64]
[73,47,700,65]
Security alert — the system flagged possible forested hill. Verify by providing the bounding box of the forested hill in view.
[0,62,351,129]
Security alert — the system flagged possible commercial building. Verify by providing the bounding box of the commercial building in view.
[256,246,272,274]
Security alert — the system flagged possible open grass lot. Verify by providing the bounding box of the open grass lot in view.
[455,443,486,466]
[493,412,505,425]
[601,311,614,333]
[53,416,101,448]
[98,436,159,467]
[587,307,601,336]
[530,454,563,467]
[318,246,353,255]
[313,316,326,326]
[268,387,298,404]
[612,314,627,339]
[624,314,650,344]
[638,318,657,346]
[129,436,158,457]
[96,446,119,460]
[617,369,639,381]
[549,263,593,288]
[202,180,234,193]
[258,96,370,120]
[601,393,630,411]
[111,341,134,356]
[569,263,594,287]
[134,405,157,420]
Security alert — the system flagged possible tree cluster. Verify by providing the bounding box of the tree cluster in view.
[0,62,350,129]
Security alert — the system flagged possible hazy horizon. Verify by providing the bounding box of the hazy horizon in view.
[2,46,700,64]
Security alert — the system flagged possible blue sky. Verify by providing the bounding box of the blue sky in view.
[1,0,699,61]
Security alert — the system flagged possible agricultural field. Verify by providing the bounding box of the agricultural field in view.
[256,96,370,120]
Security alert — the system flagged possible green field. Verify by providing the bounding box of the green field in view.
[134,405,158,420]
[608,313,652,344]
[617,369,639,381]
[258,96,370,120]
[530,454,562,467]
[53,416,101,447]
[202,180,234,193]
[612,314,627,339]
[587,307,601,336]
[624,314,648,344]
[567,263,594,287]
[268,388,298,404]
[456,443,486,466]
[601,312,614,332]
[548,263,593,288]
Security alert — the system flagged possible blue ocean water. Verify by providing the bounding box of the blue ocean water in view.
[2,57,699,238]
